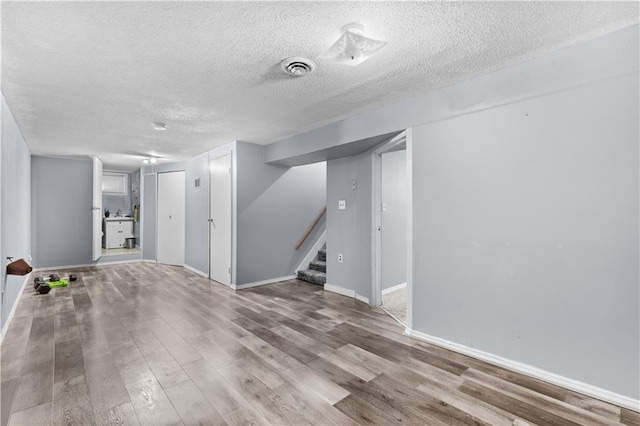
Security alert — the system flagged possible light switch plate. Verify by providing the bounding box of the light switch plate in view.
[351,180,357,190]
[338,200,346,210]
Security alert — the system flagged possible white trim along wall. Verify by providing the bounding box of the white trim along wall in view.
[406,328,640,412]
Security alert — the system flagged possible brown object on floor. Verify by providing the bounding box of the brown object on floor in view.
[6,258,32,275]
[1,263,637,425]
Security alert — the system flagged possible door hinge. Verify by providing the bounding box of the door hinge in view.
[228,266,231,274]
[228,167,231,174]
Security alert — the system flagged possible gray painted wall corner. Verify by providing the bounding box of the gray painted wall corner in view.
[236,142,326,284]
[185,153,210,274]
[326,152,374,300]
[411,73,640,399]
[31,156,92,268]
[142,173,157,261]
[1,96,32,330]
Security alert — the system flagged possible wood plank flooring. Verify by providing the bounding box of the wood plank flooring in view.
[1,263,638,425]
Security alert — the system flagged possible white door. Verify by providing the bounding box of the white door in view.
[157,171,185,266]
[209,155,231,285]
[92,157,103,261]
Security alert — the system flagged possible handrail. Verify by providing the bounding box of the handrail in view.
[296,206,326,249]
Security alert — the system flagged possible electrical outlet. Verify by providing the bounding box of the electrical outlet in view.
[338,200,346,210]
[338,253,343,263]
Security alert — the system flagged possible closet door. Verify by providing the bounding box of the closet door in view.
[157,171,185,266]
[209,155,231,285]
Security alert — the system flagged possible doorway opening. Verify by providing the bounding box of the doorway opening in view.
[101,170,141,257]
[372,130,411,328]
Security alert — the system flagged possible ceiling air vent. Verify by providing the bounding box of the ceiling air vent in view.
[281,57,316,77]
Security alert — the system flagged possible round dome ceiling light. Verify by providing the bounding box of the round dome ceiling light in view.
[153,122,167,131]
[281,57,316,77]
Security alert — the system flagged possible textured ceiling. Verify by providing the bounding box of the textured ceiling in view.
[2,2,638,170]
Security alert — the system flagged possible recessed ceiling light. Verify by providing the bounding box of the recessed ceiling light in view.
[281,57,316,77]
[142,158,150,164]
[149,158,158,164]
[153,122,167,131]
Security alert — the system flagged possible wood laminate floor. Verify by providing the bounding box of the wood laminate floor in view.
[1,263,638,426]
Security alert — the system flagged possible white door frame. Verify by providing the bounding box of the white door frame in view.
[371,129,413,330]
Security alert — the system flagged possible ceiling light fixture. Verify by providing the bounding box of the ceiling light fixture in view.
[142,158,150,164]
[281,57,316,77]
[153,122,167,131]
[320,23,387,66]
[149,158,158,164]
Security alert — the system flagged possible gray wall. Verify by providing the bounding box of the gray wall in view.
[326,153,373,299]
[236,142,326,284]
[185,153,210,274]
[1,96,31,330]
[31,157,141,268]
[31,157,92,268]
[142,173,157,261]
[381,150,407,290]
[411,73,639,399]
[269,26,640,399]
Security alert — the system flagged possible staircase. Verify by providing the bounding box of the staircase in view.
[297,248,326,286]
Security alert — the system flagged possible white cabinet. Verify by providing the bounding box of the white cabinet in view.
[103,219,134,249]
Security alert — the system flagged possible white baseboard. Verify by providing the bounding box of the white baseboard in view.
[0,273,31,346]
[141,259,156,264]
[97,258,144,266]
[382,282,407,295]
[405,328,640,413]
[32,259,145,271]
[183,264,208,278]
[324,283,356,298]
[355,293,370,304]
[324,283,370,305]
[235,275,296,290]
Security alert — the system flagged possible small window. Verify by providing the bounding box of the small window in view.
[103,172,128,195]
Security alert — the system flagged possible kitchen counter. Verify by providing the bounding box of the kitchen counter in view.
[104,217,133,221]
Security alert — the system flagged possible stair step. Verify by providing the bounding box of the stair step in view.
[318,249,326,262]
[297,269,326,286]
[309,260,326,273]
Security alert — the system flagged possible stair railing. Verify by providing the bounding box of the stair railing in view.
[295,206,326,249]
